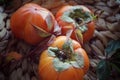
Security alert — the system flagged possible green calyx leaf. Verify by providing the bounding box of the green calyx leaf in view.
[97,60,111,80]
[70,53,84,68]
[62,39,74,55]
[53,58,71,72]
[105,40,120,58]
[78,25,88,33]
[53,54,84,72]
[61,13,75,23]
[32,24,51,37]
[48,47,59,57]
[69,8,94,23]
[75,53,84,68]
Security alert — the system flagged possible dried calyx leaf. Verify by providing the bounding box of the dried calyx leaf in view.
[32,24,51,37]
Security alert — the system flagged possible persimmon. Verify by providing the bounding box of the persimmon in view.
[56,5,95,43]
[10,3,56,45]
[38,36,89,80]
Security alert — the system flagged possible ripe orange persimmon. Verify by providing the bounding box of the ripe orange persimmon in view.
[56,5,95,42]
[38,36,89,80]
[10,3,56,45]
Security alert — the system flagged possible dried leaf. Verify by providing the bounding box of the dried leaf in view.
[10,70,18,80]
[6,52,22,62]
[4,0,22,13]
[91,44,104,56]
[95,40,104,52]
[0,28,7,39]
[95,30,108,46]
[22,59,28,72]
[16,68,23,79]
[83,43,91,54]
[25,73,30,80]
[32,24,51,37]
[100,31,119,40]
[90,60,97,68]
[41,0,66,9]
[31,76,37,80]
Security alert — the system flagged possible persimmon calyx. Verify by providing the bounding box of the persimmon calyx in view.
[61,6,95,33]
[48,39,84,72]
[32,24,51,37]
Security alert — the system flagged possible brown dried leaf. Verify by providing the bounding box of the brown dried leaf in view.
[100,31,119,40]
[5,0,22,13]
[9,70,18,80]
[96,18,107,30]
[31,76,38,80]
[16,68,23,79]
[83,43,91,54]
[6,52,22,62]
[95,40,105,52]
[41,0,66,10]
[25,73,30,80]
[91,44,104,56]
[22,59,28,72]
[94,30,108,46]
[114,32,120,38]
[90,60,97,68]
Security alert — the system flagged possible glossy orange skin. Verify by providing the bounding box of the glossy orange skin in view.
[10,3,55,45]
[38,36,89,80]
[56,5,95,42]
